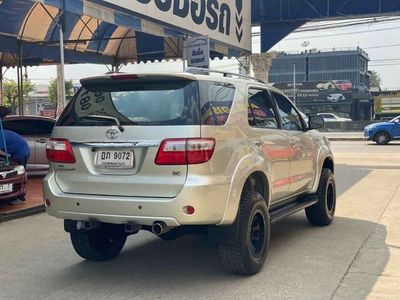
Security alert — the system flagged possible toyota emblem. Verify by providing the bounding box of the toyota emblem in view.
[106,129,119,139]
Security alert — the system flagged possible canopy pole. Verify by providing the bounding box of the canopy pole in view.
[19,44,24,115]
[57,0,66,117]
[0,67,3,106]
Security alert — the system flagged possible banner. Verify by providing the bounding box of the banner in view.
[186,35,210,68]
[103,0,251,52]
[272,81,352,104]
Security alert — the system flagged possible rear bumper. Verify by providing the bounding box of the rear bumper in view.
[0,173,27,201]
[43,173,230,227]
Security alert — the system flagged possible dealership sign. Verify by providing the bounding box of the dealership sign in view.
[186,35,210,68]
[272,81,352,104]
[104,0,251,51]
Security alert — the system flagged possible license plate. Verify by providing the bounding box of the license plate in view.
[95,150,134,169]
[0,184,13,194]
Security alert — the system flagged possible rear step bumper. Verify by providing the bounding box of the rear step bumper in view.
[269,196,318,223]
[44,173,230,227]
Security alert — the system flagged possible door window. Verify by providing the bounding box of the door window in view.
[248,89,279,129]
[271,92,304,131]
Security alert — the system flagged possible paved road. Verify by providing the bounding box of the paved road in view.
[1,141,400,299]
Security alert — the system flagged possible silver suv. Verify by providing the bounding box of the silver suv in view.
[44,69,336,275]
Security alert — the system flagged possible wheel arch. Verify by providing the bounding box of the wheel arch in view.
[242,171,270,207]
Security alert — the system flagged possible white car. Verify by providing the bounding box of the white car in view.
[317,113,352,122]
[316,81,335,90]
[327,93,346,102]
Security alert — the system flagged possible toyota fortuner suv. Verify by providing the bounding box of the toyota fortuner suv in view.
[44,69,336,275]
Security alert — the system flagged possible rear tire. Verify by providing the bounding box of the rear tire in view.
[70,225,127,261]
[374,132,390,145]
[306,168,336,226]
[218,191,270,275]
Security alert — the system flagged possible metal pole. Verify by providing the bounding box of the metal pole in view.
[293,63,296,105]
[0,67,3,106]
[57,1,66,117]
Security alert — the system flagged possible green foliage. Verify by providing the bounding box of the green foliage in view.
[2,80,35,114]
[48,79,73,106]
[369,70,382,88]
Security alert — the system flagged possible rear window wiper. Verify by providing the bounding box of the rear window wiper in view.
[81,115,126,132]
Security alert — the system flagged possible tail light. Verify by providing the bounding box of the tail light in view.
[155,138,215,165]
[46,138,76,164]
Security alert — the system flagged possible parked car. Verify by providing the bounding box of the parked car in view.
[2,116,56,175]
[44,70,336,275]
[332,80,353,92]
[316,81,335,90]
[0,153,27,203]
[317,113,352,122]
[327,93,346,102]
[364,115,400,145]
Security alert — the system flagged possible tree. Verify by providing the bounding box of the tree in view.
[48,79,73,106]
[369,70,382,88]
[2,79,35,114]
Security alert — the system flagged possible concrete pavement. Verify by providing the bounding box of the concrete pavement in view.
[0,141,399,299]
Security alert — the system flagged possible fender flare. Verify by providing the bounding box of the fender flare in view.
[217,154,271,226]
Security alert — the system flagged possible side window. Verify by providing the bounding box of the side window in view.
[199,81,235,126]
[248,89,279,129]
[272,92,303,131]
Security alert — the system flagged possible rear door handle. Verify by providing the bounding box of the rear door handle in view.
[36,139,47,144]
[254,141,263,147]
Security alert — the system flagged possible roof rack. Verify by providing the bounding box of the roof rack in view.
[185,67,265,84]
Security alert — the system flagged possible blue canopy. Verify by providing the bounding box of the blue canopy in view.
[0,0,243,67]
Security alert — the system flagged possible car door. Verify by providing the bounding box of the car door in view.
[392,118,400,138]
[29,119,55,170]
[271,91,316,196]
[247,87,291,202]
[1,119,35,170]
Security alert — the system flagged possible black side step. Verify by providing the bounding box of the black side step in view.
[269,196,318,224]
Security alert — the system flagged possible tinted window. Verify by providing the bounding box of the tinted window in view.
[248,89,279,129]
[58,80,235,127]
[199,81,235,126]
[58,80,199,126]
[271,92,303,131]
[3,119,54,135]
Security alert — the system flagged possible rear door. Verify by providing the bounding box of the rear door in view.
[247,88,291,202]
[53,75,201,198]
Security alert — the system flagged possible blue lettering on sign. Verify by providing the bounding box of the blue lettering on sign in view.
[135,0,243,41]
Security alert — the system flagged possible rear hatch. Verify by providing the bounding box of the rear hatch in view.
[53,74,201,198]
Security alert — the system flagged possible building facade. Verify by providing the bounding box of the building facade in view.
[268,48,372,120]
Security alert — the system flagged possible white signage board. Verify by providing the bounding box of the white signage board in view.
[186,35,210,68]
[103,0,251,52]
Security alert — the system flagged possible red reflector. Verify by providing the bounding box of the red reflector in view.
[155,138,215,165]
[46,138,76,164]
[185,206,195,215]
[111,74,139,81]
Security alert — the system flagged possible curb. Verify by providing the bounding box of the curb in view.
[0,205,45,223]
[327,138,364,141]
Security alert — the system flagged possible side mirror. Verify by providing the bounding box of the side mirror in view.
[308,115,325,130]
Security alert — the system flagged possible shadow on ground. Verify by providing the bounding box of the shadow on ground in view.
[44,215,388,299]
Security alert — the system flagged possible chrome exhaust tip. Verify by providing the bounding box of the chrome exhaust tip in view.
[152,222,168,236]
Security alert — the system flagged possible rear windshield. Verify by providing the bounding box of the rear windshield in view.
[57,79,235,127]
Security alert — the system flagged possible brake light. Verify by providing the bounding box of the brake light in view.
[155,138,215,165]
[111,74,139,81]
[46,138,76,164]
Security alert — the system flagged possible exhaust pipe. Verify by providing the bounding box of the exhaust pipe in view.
[152,222,169,235]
